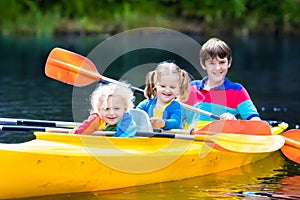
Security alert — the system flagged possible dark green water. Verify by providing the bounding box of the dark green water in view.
[0,33,299,199]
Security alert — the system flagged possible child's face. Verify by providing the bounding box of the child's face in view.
[98,95,127,125]
[203,56,231,83]
[155,74,180,104]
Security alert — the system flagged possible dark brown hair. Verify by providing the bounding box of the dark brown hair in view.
[200,37,232,67]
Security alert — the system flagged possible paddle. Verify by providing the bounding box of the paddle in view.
[0,117,80,128]
[45,47,220,119]
[0,117,284,136]
[0,125,71,133]
[196,120,274,135]
[0,125,284,153]
[280,129,300,164]
[45,47,145,93]
[45,47,275,135]
[0,117,281,136]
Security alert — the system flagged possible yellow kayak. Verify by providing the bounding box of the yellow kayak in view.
[0,131,284,199]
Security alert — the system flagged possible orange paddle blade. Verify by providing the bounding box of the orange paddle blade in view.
[196,120,272,135]
[45,48,101,86]
[281,129,300,164]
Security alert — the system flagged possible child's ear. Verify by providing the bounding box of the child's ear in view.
[200,61,206,70]
[227,59,232,68]
[200,63,206,70]
[124,105,129,112]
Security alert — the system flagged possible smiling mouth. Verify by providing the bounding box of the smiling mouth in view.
[163,93,172,96]
[213,70,223,74]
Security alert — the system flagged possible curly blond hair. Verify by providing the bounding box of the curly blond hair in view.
[90,82,135,114]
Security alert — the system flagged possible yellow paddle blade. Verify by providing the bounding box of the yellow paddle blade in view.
[194,134,285,153]
[45,48,101,86]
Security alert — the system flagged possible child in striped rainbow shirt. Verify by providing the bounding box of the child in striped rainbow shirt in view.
[185,37,261,129]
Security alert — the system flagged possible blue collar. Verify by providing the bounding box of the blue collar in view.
[199,77,230,90]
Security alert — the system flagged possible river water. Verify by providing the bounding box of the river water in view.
[0,32,300,199]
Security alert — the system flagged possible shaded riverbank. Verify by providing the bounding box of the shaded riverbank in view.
[2,0,300,37]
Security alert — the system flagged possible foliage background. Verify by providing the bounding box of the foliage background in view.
[1,0,300,37]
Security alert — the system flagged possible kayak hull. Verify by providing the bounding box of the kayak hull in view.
[0,133,274,199]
